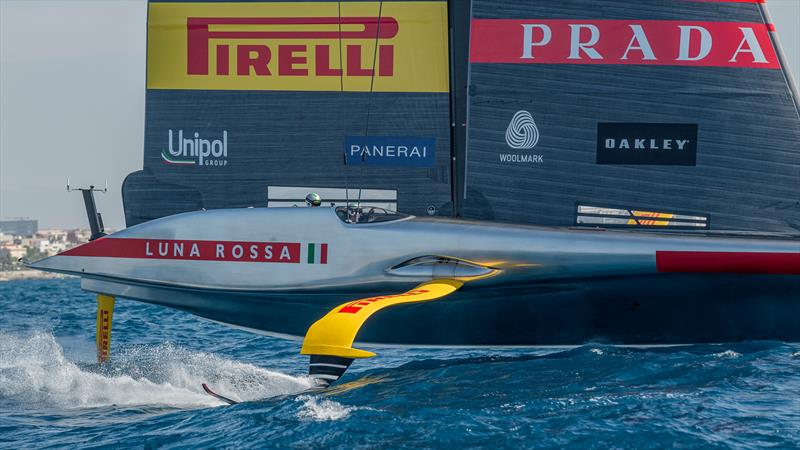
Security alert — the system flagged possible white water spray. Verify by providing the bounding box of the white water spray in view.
[0,331,311,409]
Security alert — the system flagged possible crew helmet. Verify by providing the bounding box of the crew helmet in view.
[305,192,322,207]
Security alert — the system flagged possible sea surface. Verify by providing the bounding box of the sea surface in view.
[0,279,798,449]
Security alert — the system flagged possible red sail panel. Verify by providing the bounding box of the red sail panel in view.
[470,20,779,69]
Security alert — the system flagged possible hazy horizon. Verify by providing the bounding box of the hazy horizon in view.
[1,0,799,230]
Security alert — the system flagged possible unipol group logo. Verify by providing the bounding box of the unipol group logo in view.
[505,110,540,149]
[500,110,543,165]
[161,129,229,167]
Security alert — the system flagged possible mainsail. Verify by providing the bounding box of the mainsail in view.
[462,0,800,232]
[124,0,452,225]
[124,0,799,234]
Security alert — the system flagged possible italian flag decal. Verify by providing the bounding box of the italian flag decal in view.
[307,243,328,264]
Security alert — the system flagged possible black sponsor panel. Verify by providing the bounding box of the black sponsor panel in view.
[125,90,452,226]
[596,123,697,166]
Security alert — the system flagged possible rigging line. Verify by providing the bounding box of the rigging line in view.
[357,0,384,209]
[338,1,350,208]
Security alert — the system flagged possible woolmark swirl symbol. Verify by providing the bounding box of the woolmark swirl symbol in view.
[505,110,539,149]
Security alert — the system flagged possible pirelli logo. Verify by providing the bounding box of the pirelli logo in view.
[147,2,449,92]
[337,289,430,314]
[187,17,398,77]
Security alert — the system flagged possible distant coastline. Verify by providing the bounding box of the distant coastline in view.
[0,269,72,282]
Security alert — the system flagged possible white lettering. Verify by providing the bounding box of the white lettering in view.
[280,246,291,260]
[249,244,258,260]
[168,130,181,156]
[622,25,656,61]
[521,24,552,59]
[568,24,603,60]
[264,245,273,260]
[198,138,211,165]
[158,242,168,257]
[190,243,200,257]
[211,139,224,157]
[677,26,712,61]
[173,242,184,257]
[676,140,689,150]
[232,244,244,259]
[499,154,544,163]
[183,134,195,157]
[729,27,768,64]
[145,242,153,256]
[216,244,225,258]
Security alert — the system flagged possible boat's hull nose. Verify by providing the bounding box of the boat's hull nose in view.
[28,238,104,276]
[28,253,83,276]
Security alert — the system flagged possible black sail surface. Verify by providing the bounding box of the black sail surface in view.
[123,0,452,226]
[462,0,800,233]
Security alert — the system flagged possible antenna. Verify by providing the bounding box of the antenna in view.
[338,0,351,211]
[67,179,108,240]
[356,0,384,211]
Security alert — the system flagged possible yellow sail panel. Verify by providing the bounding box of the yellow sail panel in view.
[301,279,463,359]
[147,2,450,92]
[96,294,115,363]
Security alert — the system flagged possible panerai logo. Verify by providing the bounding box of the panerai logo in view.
[161,130,229,166]
[500,110,543,165]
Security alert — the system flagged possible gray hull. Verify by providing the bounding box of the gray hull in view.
[31,207,797,347]
[81,272,800,347]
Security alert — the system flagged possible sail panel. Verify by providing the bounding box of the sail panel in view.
[463,0,800,232]
[124,0,452,226]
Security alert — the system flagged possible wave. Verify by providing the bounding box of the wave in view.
[296,395,361,421]
[0,331,310,410]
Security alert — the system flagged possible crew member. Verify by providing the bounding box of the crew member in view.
[305,192,322,207]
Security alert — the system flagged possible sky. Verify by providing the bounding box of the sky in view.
[1,0,799,230]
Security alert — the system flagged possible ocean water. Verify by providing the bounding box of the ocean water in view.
[0,279,798,449]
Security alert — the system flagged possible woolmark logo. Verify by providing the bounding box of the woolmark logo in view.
[505,110,540,149]
[161,130,229,167]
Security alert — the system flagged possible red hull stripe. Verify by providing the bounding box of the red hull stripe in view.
[684,1,764,4]
[656,251,800,274]
[320,243,328,264]
[61,237,302,263]
[470,19,779,69]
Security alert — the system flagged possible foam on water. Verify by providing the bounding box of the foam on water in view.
[713,349,742,359]
[0,331,310,409]
[296,395,359,421]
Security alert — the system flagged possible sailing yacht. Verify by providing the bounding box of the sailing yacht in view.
[32,0,800,386]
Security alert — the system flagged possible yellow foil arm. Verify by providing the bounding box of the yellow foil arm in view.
[96,294,115,363]
[301,279,463,359]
